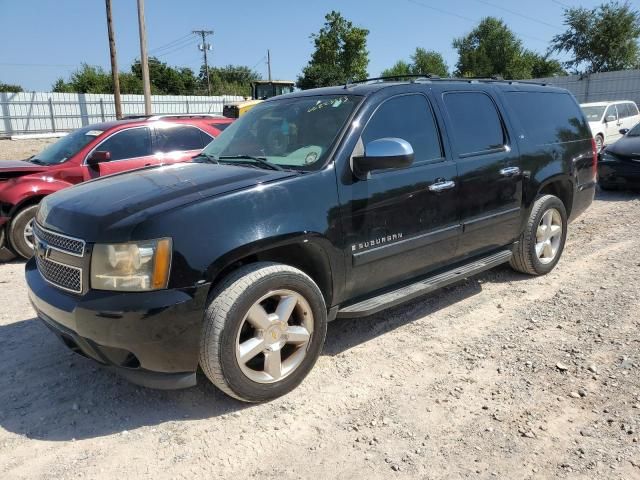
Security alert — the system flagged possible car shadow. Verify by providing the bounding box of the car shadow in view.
[0,264,528,442]
[595,188,639,202]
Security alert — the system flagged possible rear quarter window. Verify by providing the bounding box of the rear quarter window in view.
[505,92,590,145]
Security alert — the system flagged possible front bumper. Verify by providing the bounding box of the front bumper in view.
[26,258,210,389]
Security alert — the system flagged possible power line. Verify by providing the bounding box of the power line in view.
[155,40,196,58]
[405,0,550,44]
[149,33,194,54]
[473,0,562,30]
[149,35,196,55]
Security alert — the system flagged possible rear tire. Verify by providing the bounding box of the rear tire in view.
[510,195,567,276]
[9,205,38,260]
[199,262,327,402]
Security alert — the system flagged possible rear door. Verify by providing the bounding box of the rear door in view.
[89,126,155,177]
[337,92,461,299]
[434,87,523,259]
[153,124,213,164]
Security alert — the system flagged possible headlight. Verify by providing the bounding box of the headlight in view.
[91,238,172,291]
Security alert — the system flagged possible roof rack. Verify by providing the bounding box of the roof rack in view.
[343,75,548,88]
[122,114,225,121]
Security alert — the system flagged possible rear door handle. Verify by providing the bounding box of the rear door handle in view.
[500,166,521,177]
[428,180,456,192]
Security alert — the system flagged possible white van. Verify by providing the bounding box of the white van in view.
[580,101,640,151]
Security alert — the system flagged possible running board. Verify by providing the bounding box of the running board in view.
[336,250,513,318]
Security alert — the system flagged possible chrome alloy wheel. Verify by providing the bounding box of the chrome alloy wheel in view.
[23,218,35,251]
[535,208,563,264]
[235,289,314,383]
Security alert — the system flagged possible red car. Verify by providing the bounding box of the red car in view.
[0,114,233,259]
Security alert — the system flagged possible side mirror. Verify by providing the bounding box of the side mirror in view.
[352,138,414,179]
[619,128,630,135]
[605,115,616,123]
[87,151,111,166]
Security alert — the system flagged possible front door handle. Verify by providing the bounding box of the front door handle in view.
[500,166,521,177]
[428,180,456,193]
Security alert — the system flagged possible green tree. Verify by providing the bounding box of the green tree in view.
[381,60,412,78]
[550,1,640,73]
[200,65,261,96]
[52,64,112,93]
[0,82,23,93]
[411,48,449,77]
[131,57,199,95]
[297,11,369,89]
[524,52,566,78]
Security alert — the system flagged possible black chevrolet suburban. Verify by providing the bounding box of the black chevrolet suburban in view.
[26,78,596,402]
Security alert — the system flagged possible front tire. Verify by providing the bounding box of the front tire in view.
[510,195,567,275]
[9,205,39,260]
[199,262,327,402]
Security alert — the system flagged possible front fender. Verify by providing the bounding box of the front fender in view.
[0,177,73,216]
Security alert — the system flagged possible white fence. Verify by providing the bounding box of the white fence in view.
[531,69,640,105]
[0,92,244,136]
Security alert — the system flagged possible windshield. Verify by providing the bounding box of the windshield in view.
[628,122,640,136]
[31,126,103,165]
[201,94,361,171]
[581,106,606,122]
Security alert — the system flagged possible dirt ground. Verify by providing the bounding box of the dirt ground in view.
[0,139,639,479]
[0,138,57,161]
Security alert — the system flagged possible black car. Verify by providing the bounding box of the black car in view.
[598,123,640,190]
[26,78,596,402]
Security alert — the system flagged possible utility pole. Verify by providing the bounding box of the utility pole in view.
[137,0,152,115]
[193,30,213,96]
[267,49,272,82]
[105,0,122,119]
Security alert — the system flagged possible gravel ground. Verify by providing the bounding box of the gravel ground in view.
[0,138,58,161]
[0,141,639,479]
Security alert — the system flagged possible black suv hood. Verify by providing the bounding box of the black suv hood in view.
[39,162,296,240]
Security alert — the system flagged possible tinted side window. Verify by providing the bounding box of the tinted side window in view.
[362,94,442,164]
[605,105,618,120]
[156,125,208,152]
[443,92,504,155]
[629,103,639,116]
[99,127,152,161]
[505,92,590,145]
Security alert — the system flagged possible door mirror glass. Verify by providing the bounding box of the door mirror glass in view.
[87,150,111,165]
[619,128,630,135]
[352,138,414,179]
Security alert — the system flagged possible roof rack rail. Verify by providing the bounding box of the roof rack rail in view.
[343,75,549,88]
[344,73,440,88]
[146,114,225,121]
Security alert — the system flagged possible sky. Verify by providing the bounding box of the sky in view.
[0,0,604,92]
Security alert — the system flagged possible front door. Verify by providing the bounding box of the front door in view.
[435,88,523,259]
[337,93,461,300]
[86,126,156,178]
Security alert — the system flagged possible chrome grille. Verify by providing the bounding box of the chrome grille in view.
[33,223,85,256]
[35,256,82,294]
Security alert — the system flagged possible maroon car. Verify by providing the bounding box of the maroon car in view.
[0,114,233,259]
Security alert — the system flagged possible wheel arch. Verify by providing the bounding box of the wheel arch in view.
[537,176,574,217]
[206,234,336,308]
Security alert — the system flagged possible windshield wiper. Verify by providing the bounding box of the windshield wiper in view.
[191,152,220,164]
[28,158,46,165]
[218,155,284,171]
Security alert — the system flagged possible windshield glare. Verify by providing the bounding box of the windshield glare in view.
[33,127,103,165]
[581,106,606,122]
[202,95,360,171]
